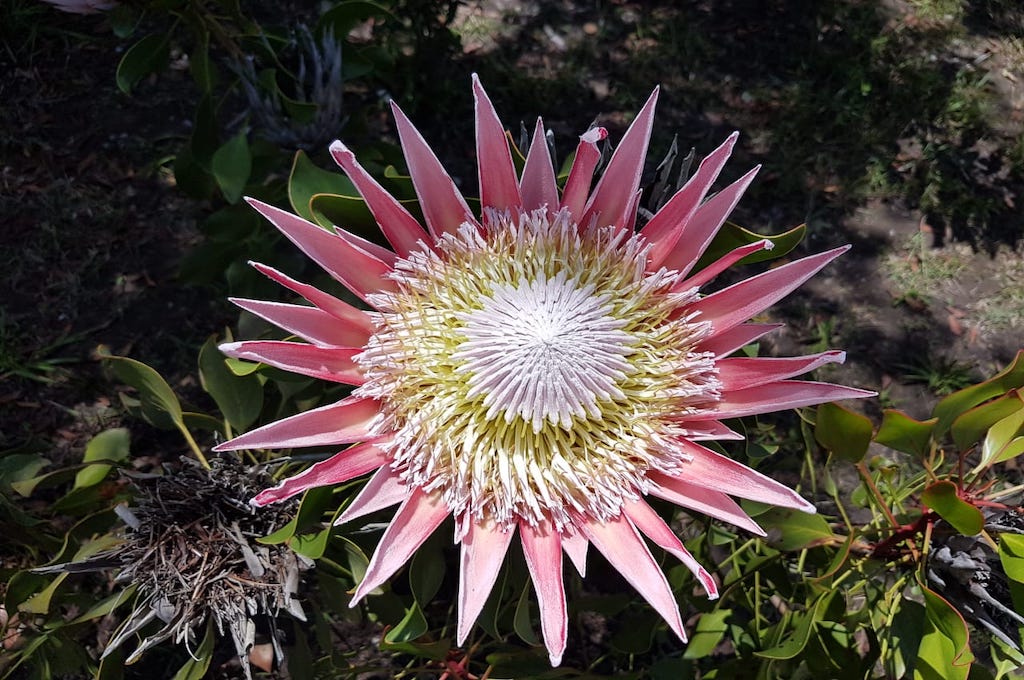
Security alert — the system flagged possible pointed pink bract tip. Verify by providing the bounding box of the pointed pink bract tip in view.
[250,492,273,507]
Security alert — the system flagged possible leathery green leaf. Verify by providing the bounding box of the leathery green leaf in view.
[693,222,806,273]
[980,402,1024,469]
[513,579,540,645]
[211,129,252,204]
[198,335,263,432]
[951,391,1023,453]
[816,402,873,462]
[915,578,973,680]
[409,537,445,606]
[683,609,731,659]
[384,601,429,643]
[876,410,937,458]
[74,428,130,489]
[99,349,183,431]
[998,534,1024,613]
[259,486,336,545]
[921,481,983,536]
[755,592,828,659]
[172,619,215,680]
[756,506,834,551]
[288,150,358,223]
[933,350,1024,436]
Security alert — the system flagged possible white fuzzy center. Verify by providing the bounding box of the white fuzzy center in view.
[453,273,633,432]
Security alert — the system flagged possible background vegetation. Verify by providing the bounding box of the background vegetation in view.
[2,0,1024,678]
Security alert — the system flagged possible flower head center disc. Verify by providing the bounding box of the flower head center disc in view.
[356,209,721,528]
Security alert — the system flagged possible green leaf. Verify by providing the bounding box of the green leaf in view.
[100,349,183,431]
[756,593,827,659]
[198,335,263,431]
[172,619,215,680]
[933,350,1024,436]
[951,391,1023,453]
[340,535,370,586]
[915,578,973,680]
[513,580,539,645]
[0,453,50,486]
[921,481,984,536]
[259,486,336,544]
[288,150,358,223]
[384,602,429,643]
[11,465,85,497]
[756,506,834,551]
[189,32,218,94]
[74,428,130,489]
[998,534,1024,614]
[115,34,169,94]
[692,222,807,273]
[69,585,137,624]
[226,357,262,376]
[316,1,391,38]
[18,573,68,614]
[876,410,937,458]
[409,538,445,606]
[998,534,1024,583]
[380,636,451,661]
[683,609,731,659]
[289,525,333,560]
[96,645,125,680]
[308,192,379,234]
[980,402,1024,469]
[816,402,873,462]
[211,130,252,204]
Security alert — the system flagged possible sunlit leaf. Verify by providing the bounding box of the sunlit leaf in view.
[74,428,130,490]
[198,335,263,432]
[259,486,336,545]
[384,602,429,643]
[921,481,983,536]
[914,578,973,680]
[18,573,69,614]
[980,403,1024,469]
[69,585,137,625]
[756,506,834,551]
[683,609,731,659]
[933,350,1024,436]
[288,150,358,224]
[951,391,1023,453]
[876,410,937,458]
[99,348,183,431]
[755,592,827,659]
[692,222,807,273]
[816,402,873,463]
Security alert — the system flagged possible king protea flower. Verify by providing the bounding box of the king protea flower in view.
[215,76,872,665]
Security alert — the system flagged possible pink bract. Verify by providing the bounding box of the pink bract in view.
[218,76,872,666]
[39,0,117,14]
